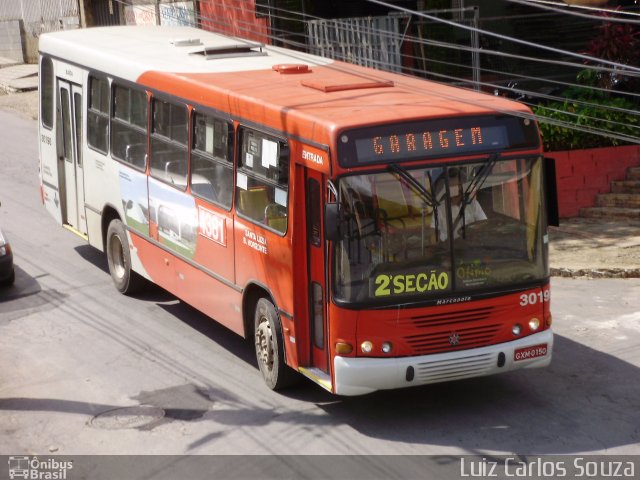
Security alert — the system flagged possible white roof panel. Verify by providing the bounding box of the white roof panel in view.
[39,26,332,82]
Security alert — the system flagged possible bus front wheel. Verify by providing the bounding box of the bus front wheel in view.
[106,219,145,295]
[254,298,298,390]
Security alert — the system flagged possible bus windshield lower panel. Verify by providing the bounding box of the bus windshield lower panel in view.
[333,157,547,304]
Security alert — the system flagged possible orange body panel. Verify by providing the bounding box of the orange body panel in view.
[328,285,550,362]
[138,61,532,155]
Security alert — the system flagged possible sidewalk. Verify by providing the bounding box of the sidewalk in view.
[549,218,640,278]
[0,57,38,93]
[1,69,639,279]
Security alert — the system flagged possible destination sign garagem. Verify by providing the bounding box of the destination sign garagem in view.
[338,116,540,166]
[356,125,507,163]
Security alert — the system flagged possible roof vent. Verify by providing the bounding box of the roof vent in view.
[301,77,393,93]
[272,64,311,74]
[171,38,202,47]
[190,43,267,60]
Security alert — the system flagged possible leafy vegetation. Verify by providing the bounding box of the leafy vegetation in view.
[533,70,640,151]
[532,13,640,151]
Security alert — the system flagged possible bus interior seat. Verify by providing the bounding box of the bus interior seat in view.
[113,130,132,161]
[191,172,217,202]
[374,179,423,231]
[239,187,269,221]
[265,203,287,232]
[125,143,147,169]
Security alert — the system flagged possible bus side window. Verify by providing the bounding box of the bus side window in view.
[111,83,148,170]
[40,56,54,129]
[87,75,109,154]
[150,98,188,189]
[236,127,289,234]
[191,111,233,209]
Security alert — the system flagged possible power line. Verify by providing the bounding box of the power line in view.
[111,1,640,145]
[365,0,640,76]
[504,0,640,24]
[521,0,640,18]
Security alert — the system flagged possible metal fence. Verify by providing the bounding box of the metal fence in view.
[0,0,79,35]
[306,8,481,90]
[0,0,79,61]
[307,15,407,73]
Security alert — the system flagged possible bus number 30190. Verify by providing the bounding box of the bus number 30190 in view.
[520,290,550,307]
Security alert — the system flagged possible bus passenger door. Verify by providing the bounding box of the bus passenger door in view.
[58,80,87,235]
[306,169,329,373]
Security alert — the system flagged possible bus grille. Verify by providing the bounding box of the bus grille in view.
[414,353,496,384]
[400,306,504,355]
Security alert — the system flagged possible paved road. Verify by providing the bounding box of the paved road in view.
[1,109,639,459]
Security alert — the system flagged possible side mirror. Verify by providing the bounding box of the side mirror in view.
[324,203,343,242]
[544,157,559,227]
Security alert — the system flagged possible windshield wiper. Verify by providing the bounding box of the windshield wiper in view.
[453,153,499,234]
[388,163,437,208]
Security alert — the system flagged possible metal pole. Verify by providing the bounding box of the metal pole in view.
[471,6,480,91]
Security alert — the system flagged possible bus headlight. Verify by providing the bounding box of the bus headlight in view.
[381,342,393,354]
[512,324,522,336]
[361,341,373,354]
[529,318,540,331]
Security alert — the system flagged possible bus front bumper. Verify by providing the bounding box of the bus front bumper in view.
[333,329,553,396]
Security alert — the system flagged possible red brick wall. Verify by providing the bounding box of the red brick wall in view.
[199,0,270,44]
[548,145,640,218]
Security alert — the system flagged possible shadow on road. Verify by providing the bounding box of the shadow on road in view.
[312,334,640,454]
[0,264,66,324]
[55,245,640,454]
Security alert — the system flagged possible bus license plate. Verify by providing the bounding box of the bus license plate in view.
[514,344,548,362]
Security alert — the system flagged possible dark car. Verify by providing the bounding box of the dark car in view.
[0,213,14,286]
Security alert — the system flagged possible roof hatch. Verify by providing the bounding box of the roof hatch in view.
[301,71,394,92]
[189,42,267,60]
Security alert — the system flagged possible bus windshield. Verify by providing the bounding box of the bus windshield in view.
[333,157,547,304]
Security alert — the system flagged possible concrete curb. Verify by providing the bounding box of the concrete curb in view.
[551,267,640,278]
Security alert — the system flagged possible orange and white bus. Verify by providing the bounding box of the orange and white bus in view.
[39,26,557,396]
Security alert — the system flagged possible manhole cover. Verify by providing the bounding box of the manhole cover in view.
[90,405,165,430]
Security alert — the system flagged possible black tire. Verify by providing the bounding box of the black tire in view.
[0,268,14,287]
[254,297,298,390]
[106,219,146,295]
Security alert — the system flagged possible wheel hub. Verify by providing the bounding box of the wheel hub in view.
[109,235,125,280]
[256,318,274,371]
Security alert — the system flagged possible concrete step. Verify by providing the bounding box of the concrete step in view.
[596,193,640,208]
[580,206,640,219]
[611,180,640,194]
[628,167,640,181]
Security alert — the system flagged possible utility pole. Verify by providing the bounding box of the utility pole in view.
[79,0,94,28]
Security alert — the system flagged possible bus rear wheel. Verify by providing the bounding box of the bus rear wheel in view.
[106,219,145,295]
[254,298,298,390]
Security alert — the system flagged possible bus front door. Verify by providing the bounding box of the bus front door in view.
[58,80,87,236]
[306,169,330,375]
